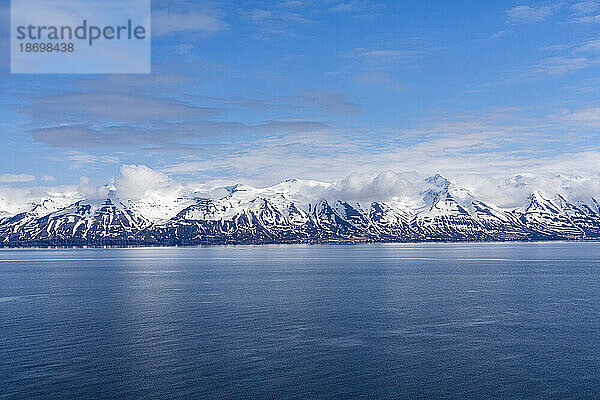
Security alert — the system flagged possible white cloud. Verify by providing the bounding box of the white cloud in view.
[324,170,600,209]
[152,10,226,36]
[64,151,120,169]
[522,37,600,79]
[77,176,109,200]
[240,6,314,37]
[506,5,553,23]
[533,56,595,75]
[325,170,417,203]
[0,185,84,216]
[572,14,600,22]
[329,0,384,14]
[562,107,600,126]
[349,47,422,64]
[0,174,36,183]
[114,164,180,200]
[575,39,600,53]
[569,0,600,22]
[457,171,600,208]
[571,1,600,14]
[155,104,600,189]
[277,1,305,9]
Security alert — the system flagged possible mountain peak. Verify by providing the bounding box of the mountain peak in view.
[425,174,451,190]
[509,175,527,187]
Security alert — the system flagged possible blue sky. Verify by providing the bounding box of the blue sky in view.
[0,0,599,188]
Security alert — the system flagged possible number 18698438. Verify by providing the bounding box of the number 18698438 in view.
[19,42,74,52]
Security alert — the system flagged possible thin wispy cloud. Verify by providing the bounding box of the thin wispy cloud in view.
[276,1,305,9]
[567,0,600,22]
[572,14,600,22]
[152,10,227,36]
[562,107,600,126]
[532,56,596,75]
[150,0,227,36]
[570,1,600,14]
[505,5,554,24]
[158,107,600,187]
[248,9,313,25]
[344,47,421,88]
[62,151,120,169]
[239,6,315,37]
[11,74,360,151]
[0,174,36,184]
[518,34,600,79]
[329,0,384,13]
[348,48,422,64]
[574,39,600,52]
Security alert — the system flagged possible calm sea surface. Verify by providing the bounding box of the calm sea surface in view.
[1,243,600,399]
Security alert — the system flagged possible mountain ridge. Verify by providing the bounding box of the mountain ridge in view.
[1,175,599,247]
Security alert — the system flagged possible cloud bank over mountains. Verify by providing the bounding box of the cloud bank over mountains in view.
[1,165,599,219]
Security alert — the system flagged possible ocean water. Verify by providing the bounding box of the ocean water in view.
[1,243,600,400]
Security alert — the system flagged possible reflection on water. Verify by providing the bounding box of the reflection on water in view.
[1,243,600,399]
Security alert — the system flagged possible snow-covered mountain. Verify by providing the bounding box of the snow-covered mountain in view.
[1,174,599,246]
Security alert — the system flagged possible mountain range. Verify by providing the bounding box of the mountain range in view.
[1,174,599,246]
